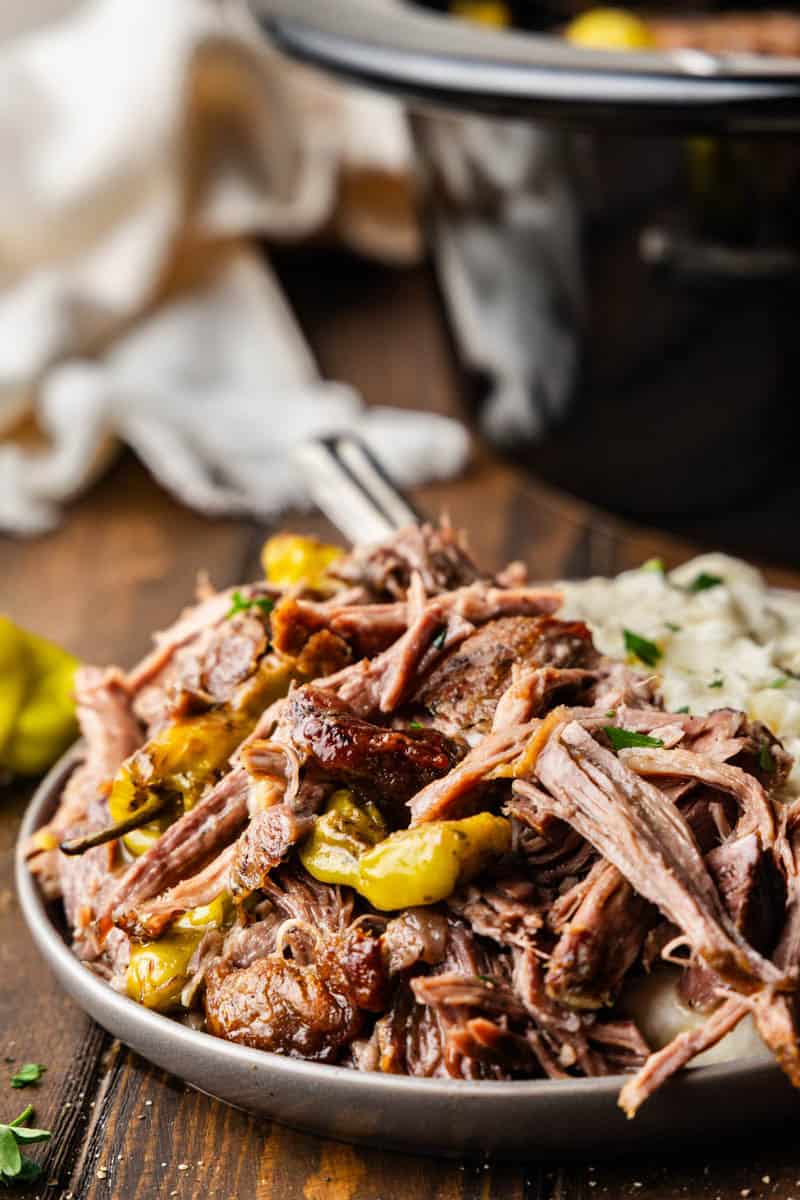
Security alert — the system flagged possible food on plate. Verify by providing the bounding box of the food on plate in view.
[565,8,655,49]
[648,10,800,56]
[0,618,77,778]
[444,1,800,59]
[565,7,800,56]
[25,523,800,1114]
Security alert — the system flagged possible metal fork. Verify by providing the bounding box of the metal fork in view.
[291,435,424,543]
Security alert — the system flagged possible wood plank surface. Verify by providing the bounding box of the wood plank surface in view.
[1,254,798,1200]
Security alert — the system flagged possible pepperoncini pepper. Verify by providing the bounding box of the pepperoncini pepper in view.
[358,813,511,911]
[109,653,294,856]
[564,8,655,50]
[109,709,250,856]
[261,533,343,592]
[0,617,78,777]
[299,789,388,888]
[126,892,233,1012]
[450,1,510,29]
[300,791,511,911]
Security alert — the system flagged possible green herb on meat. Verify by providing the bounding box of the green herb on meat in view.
[226,591,274,620]
[604,727,665,752]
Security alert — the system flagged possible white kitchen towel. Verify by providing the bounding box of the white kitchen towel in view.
[0,0,468,535]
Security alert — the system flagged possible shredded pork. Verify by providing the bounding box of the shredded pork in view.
[31,520,800,1113]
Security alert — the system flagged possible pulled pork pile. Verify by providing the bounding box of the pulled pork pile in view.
[27,522,800,1115]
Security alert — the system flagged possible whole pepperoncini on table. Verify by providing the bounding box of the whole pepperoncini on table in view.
[0,616,78,777]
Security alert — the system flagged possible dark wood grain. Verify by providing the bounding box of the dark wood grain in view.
[2,254,799,1199]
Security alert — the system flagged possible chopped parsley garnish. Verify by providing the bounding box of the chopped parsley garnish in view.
[605,710,616,719]
[769,677,788,689]
[675,705,690,714]
[688,572,723,593]
[408,721,423,731]
[10,1065,45,1090]
[642,558,664,574]
[623,629,661,669]
[760,745,775,773]
[226,590,274,620]
[604,727,665,752]
[432,627,447,651]
[665,622,682,633]
[0,1106,51,1185]
[708,679,724,689]
[476,974,495,986]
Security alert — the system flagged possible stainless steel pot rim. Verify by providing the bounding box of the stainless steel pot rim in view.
[16,741,779,1105]
[250,0,800,126]
[254,0,800,82]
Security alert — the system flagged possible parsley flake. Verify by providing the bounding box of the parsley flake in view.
[769,677,788,689]
[760,745,775,773]
[642,558,664,574]
[0,1106,51,1185]
[226,591,274,620]
[675,705,691,714]
[10,1065,45,1090]
[708,679,724,689]
[688,572,723,593]
[623,629,661,669]
[408,721,423,731]
[665,622,682,633]
[604,727,665,752]
[432,627,447,651]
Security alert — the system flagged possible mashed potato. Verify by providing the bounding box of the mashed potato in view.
[560,551,800,795]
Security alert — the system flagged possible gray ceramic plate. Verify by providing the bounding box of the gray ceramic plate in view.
[16,744,800,1158]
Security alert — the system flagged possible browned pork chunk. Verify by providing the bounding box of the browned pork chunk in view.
[205,926,387,1061]
[414,616,597,733]
[287,685,460,811]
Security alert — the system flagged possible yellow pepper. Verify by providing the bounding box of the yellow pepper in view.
[108,709,249,856]
[358,813,511,911]
[126,932,202,1012]
[0,617,78,777]
[110,655,294,856]
[299,789,388,889]
[450,1,511,28]
[126,892,233,1012]
[172,891,233,932]
[565,8,655,50]
[261,533,343,592]
[300,791,511,912]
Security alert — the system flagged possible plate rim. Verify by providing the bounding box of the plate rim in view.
[15,743,784,1106]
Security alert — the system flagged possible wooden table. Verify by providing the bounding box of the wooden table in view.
[2,255,799,1200]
